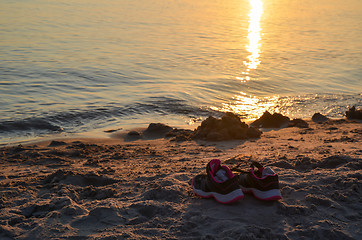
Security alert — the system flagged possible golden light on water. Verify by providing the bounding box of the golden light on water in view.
[243,0,263,73]
[211,93,278,121]
[212,0,266,119]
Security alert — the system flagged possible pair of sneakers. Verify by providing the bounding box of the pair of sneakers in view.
[192,159,282,204]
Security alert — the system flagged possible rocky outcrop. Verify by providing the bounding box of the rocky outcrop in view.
[346,106,362,120]
[251,111,290,128]
[192,112,261,141]
[312,113,329,123]
[288,119,309,128]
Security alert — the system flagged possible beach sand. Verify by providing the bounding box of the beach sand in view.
[0,119,361,239]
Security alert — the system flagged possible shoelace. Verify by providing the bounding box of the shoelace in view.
[231,161,263,174]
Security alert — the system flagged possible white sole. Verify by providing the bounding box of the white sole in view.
[241,186,282,200]
[193,186,244,204]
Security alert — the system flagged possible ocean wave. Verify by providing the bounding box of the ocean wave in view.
[0,97,219,136]
[0,94,360,144]
[0,119,63,133]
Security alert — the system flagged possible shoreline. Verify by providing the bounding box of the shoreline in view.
[1,103,361,146]
[0,118,361,239]
[1,116,357,147]
[0,119,201,147]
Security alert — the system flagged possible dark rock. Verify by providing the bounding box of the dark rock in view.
[128,131,141,136]
[206,132,225,141]
[247,127,262,138]
[312,113,329,123]
[346,106,362,120]
[229,126,247,139]
[200,116,219,130]
[126,131,142,140]
[221,113,248,129]
[251,111,290,128]
[48,140,67,147]
[104,128,122,133]
[289,119,309,128]
[143,123,173,138]
[192,112,261,141]
[145,123,173,133]
[165,128,193,141]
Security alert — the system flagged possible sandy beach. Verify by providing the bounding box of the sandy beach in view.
[0,118,361,239]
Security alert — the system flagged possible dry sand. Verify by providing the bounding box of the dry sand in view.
[0,119,361,239]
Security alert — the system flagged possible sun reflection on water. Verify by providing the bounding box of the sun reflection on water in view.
[211,93,278,121]
[243,0,263,73]
[212,0,267,119]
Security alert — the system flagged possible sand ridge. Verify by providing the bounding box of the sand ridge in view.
[0,120,361,239]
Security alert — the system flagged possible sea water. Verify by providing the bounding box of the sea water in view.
[0,0,361,144]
